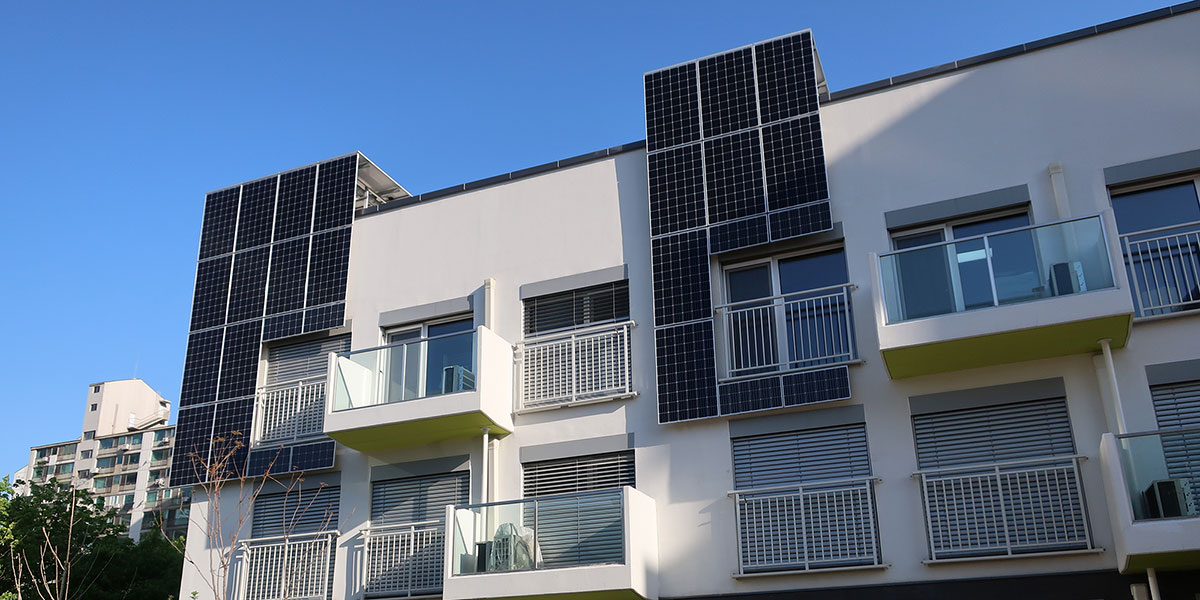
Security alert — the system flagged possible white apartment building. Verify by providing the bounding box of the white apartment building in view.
[174,5,1200,600]
[22,379,190,541]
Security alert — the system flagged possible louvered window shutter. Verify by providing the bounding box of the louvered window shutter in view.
[912,398,1076,470]
[371,472,469,525]
[266,335,351,385]
[731,424,870,488]
[1152,380,1200,502]
[523,281,630,337]
[252,486,341,538]
[521,452,633,567]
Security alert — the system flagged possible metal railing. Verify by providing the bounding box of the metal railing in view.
[730,477,881,574]
[915,456,1093,561]
[878,215,1115,324]
[517,321,635,410]
[1120,220,1200,317]
[331,330,477,412]
[715,284,856,378]
[1115,426,1200,520]
[238,531,337,600]
[257,377,327,443]
[363,521,445,596]
[451,488,626,576]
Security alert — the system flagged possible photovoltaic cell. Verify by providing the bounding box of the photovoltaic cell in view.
[704,130,765,223]
[304,303,345,334]
[648,144,707,236]
[719,376,782,415]
[211,397,254,471]
[769,201,832,241]
[644,64,700,152]
[755,32,819,124]
[651,230,712,327]
[709,215,769,254]
[274,166,316,241]
[169,404,215,486]
[263,312,304,341]
[762,115,827,210]
[235,177,278,250]
[289,441,336,471]
[217,320,263,401]
[226,247,271,323]
[306,228,351,306]
[313,156,357,232]
[265,237,310,315]
[698,47,758,137]
[198,188,239,259]
[246,446,291,477]
[655,321,718,422]
[781,365,851,406]
[189,256,232,331]
[179,329,224,407]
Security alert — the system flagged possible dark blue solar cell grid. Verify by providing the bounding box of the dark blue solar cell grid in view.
[313,156,357,232]
[266,237,310,315]
[698,47,758,138]
[264,311,305,341]
[189,256,232,331]
[652,229,712,327]
[704,130,765,223]
[236,177,278,251]
[246,446,292,477]
[169,403,215,486]
[306,228,352,306]
[648,144,707,237]
[274,166,317,241]
[644,64,701,152]
[709,215,769,254]
[763,116,827,210]
[781,365,851,406]
[211,397,254,474]
[755,32,819,124]
[198,188,240,260]
[719,375,782,415]
[179,329,224,407]
[304,303,345,334]
[769,201,832,241]
[289,441,336,471]
[227,247,271,323]
[218,320,263,401]
[655,321,719,422]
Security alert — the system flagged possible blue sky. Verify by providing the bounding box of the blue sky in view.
[0,0,1169,472]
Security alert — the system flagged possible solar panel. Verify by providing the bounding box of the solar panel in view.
[304,303,345,334]
[306,228,351,307]
[709,215,769,254]
[265,237,310,315]
[655,321,719,422]
[235,178,278,251]
[719,376,783,415]
[189,256,232,331]
[644,64,700,152]
[781,365,851,405]
[698,47,758,137]
[755,32,819,124]
[703,130,765,223]
[179,329,224,407]
[313,156,357,232]
[274,166,317,241]
[227,248,271,322]
[769,201,832,241]
[763,115,827,210]
[169,404,215,486]
[263,312,305,341]
[651,229,712,327]
[648,144,707,237]
[211,397,254,470]
[289,441,336,471]
[217,320,262,401]
[198,188,239,260]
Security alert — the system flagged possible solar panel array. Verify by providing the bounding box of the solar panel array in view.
[171,155,358,485]
[645,31,839,423]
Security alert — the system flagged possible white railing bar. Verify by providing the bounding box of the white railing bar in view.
[338,329,475,358]
[879,214,1104,257]
[360,520,443,534]
[257,376,327,393]
[518,320,637,345]
[913,454,1087,476]
[715,284,856,311]
[1118,219,1200,241]
[1118,425,1200,438]
[728,476,880,496]
[238,530,339,546]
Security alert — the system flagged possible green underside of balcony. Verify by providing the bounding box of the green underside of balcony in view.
[327,412,511,452]
[1126,549,1200,573]
[882,314,1131,379]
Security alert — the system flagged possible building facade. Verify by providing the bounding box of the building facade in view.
[22,379,190,541]
[175,5,1200,600]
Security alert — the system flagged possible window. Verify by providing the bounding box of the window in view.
[522,451,635,497]
[121,453,140,466]
[523,280,630,337]
[90,403,97,411]
[96,457,116,469]
[384,316,475,401]
[1110,177,1200,317]
[81,450,93,459]
[54,463,73,475]
[36,448,50,460]
[93,385,100,393]
[78,469,91,479]
[93,476,110,489]
[720,247,854,377]
[252,487,341,538]
[151,449,170,462]
[83,431,95,440]
[154,429,172,443]
[33,466,47,479]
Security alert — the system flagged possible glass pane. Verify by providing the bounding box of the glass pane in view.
[893,230,944,250]
[1118,431,1200,520]
[426,332,476,397]
[951,213,1030,239]
[387,329,420,403]
[990,217,1114,305]
[428,318,474,337]
[727,265,772,303]
[725,265,777,373]
[882,244,955,321]
[778,248,848,295]
[1112,183,1200,235]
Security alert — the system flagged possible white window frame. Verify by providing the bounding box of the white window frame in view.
[381,313,475,403]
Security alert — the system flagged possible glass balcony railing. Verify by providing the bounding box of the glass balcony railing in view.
[1116,427,1200,520]
[879,215,1116,324]
[451,489,625,576]
[331,330,477,412]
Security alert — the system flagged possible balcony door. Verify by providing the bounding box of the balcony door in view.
[385,317,475,403]
[1111,179,1200,316]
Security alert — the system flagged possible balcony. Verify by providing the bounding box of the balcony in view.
[914,456,1096,562]
[715,284,857,380]
[517,321,635,411]
[325,326,514,452]
[257,377,327,444]
[730,476,882,575]
[237,531,336,600]
[1119,220,1200,318]
[444,487,658,600]
[362,520,445,597]
[872,214,1133,378]
[1099,430,1200,572]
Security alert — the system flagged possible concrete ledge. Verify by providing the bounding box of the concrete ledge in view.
[1104,148,1200,186]
[519,265,628,300]
[884,185,1030,231]
[519,433,634,463]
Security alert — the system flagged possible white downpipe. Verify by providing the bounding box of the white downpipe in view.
[483,278,496,330]
[1099,338,1128,434]
[1048,162,1072,219]
[1147,567,1162,600]
[489,436,499,503]
[480,427,491,504]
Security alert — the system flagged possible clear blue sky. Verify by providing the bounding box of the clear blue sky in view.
[0,1,1169,472]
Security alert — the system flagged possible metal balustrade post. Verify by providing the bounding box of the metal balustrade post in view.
[984,236,1000,307]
